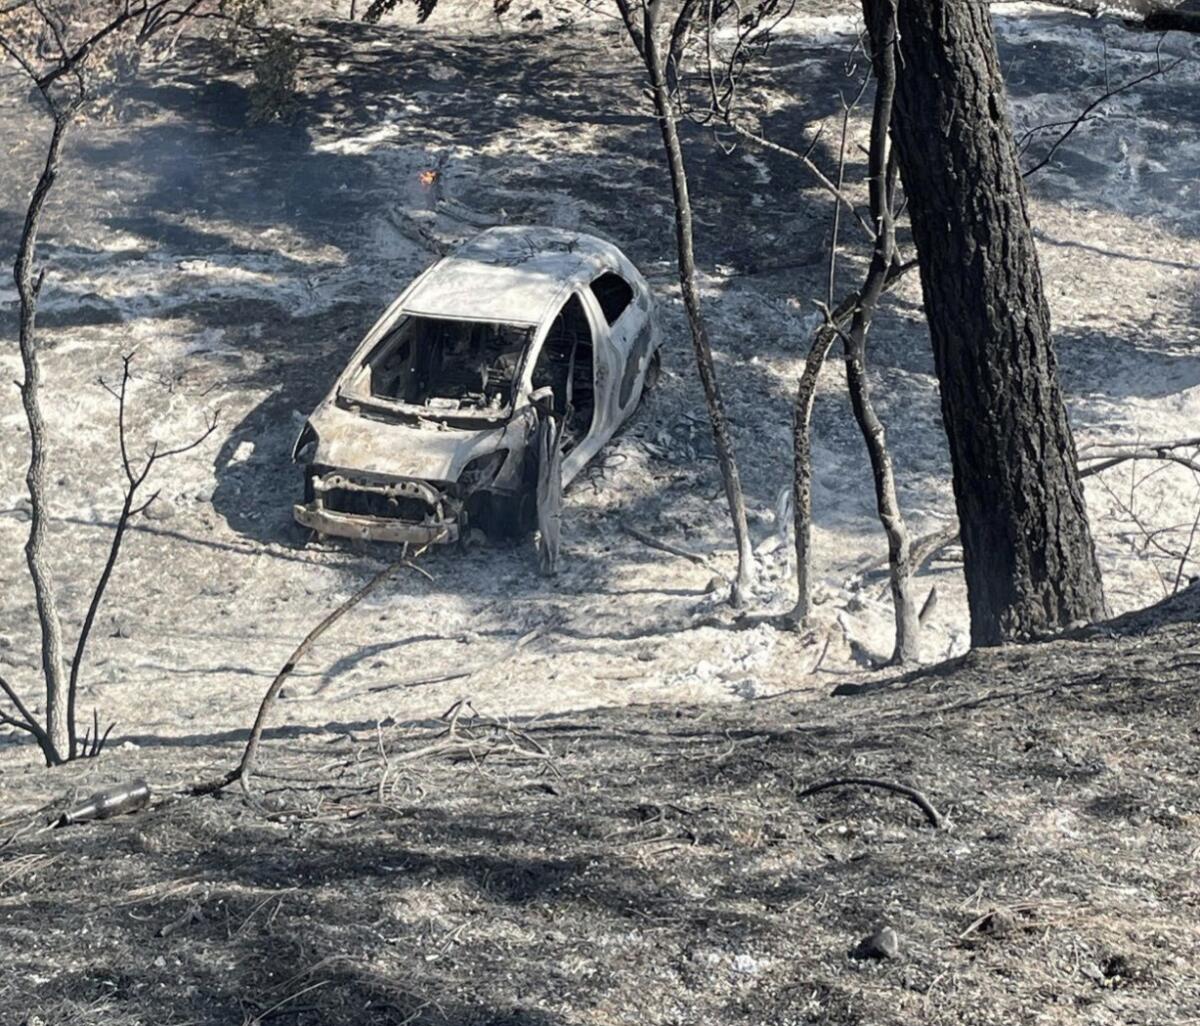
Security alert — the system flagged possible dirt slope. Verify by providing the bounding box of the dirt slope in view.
[2,585,1199,1025]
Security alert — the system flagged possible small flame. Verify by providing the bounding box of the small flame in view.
[419,169,439,187]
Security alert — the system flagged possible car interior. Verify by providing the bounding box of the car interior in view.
[530,293,596,452]
[364,317,533,412]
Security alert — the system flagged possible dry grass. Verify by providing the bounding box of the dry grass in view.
[2,588,1199,1025]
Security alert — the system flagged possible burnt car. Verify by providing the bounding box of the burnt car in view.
[292,226,662,545]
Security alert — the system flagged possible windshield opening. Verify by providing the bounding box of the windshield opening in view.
[357,317,534,415]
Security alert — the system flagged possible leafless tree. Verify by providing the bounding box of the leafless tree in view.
[812,10,920,662]
[0,1,219,764]
[614,0,757,607]
[681,4,921,657]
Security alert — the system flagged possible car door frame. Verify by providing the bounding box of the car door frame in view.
[559,284,616,486]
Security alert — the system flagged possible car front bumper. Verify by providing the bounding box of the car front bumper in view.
[293,503,459,545]
[294,470,461,546]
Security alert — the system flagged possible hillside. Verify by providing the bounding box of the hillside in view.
[1,5,1199,1023]
[3,585,1199,1025]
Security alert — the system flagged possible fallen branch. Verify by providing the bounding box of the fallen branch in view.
[796,775,944,828]
[194,542,439,798]
[1037,0,1200,34]
[1078,437,1200,479]
[384,700,552,768]
[370,700,554,807]
[368,670,473,694]
[621,520,713,569]
[959,899,1075,943]
[1079,434,1200,454]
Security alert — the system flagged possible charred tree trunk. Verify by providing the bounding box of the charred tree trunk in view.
[627,0,755,607]
[15,112,74,766]
[839,3,919,663]
[866,0,1106,646]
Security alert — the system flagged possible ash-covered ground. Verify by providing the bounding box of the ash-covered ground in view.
[2,575,1199,1026]
[1,3,1198,760]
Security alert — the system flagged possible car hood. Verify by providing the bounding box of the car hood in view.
[306,400,512,482]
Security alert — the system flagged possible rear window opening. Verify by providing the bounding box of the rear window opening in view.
[589,272,634,325]
[360,317,534,413]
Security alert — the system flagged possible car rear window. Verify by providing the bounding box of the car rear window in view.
[589,273,634,326]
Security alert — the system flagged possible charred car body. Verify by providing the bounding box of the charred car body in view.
[292,226,662,545]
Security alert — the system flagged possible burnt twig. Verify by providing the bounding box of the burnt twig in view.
[621,521,713,569]
[797,776,944,828]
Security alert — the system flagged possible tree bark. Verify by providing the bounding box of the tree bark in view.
[867,0,1106,646]
[790,326,838,624]
[15,113,73,765]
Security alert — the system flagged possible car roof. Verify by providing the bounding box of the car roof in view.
[400,226,630,326]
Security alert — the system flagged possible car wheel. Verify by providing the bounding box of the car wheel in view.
[473,491,535,541]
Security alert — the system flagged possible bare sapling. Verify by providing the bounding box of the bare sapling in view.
[0,1,220,764]
[833,4,919,663]
[785,15,920,662]
[615,0,756,607]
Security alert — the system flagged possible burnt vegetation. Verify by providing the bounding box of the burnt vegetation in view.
[1,0,1199,1023]
[5,591,1200,1024]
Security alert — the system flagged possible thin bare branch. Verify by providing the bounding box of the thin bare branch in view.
[1172,501,1200,593]
[1079,450,1200,479]
[68,362,219,746]
[1022,55,1185,178]
[727,120,877,240]
[194,542,444,798]
[0,674,39,732]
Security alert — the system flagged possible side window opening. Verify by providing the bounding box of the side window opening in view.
[531,294,595,453]
[589,272,634,326]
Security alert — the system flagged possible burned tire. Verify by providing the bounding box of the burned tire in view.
[468,490,535,541]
